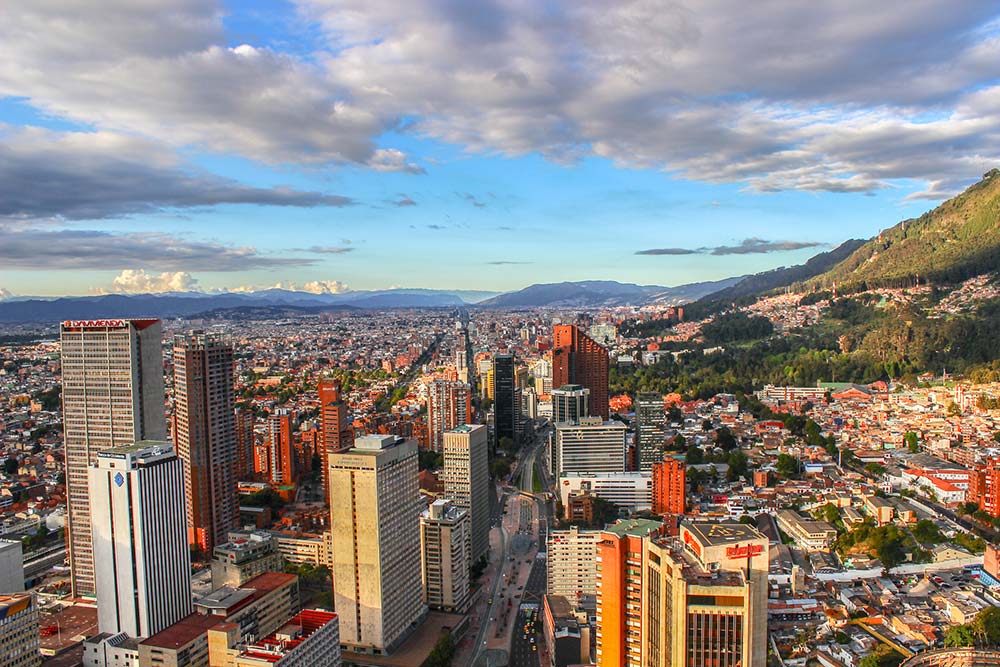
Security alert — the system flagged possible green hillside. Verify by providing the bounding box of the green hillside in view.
[801,169,1000,292]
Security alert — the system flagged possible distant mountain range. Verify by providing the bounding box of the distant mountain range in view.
[477,278,743,308]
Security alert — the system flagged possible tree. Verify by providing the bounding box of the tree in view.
[776,453,798,479]
[904,431,919,453]
[715,427,737,450]
[858,645,903,667]
[817,503,840,525]
[490,458,511,480]
[972,606,1000,647]
[911,519,944,545]
[865,462,886,477]
[726,450,748,482]
[423,633,456,667]
[945,624,975,648]
[3,458,17,476]
[685,447,704,465]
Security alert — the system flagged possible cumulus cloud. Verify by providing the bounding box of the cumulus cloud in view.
[637,238,823,256]
[0,126,353,221]
[0,228,313,271]
[101,269,201,294]
[368,149,426,174]
[301,280,350,294]
[0,288,13,300]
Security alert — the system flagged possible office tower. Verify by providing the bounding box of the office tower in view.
[0,539,24,592]
[60,318,166,598]
[594,519,663,667]
[546,526,599,601]
[426,380,473,452]
[89,442,192,637]
[634,393,665,472]
[0,594,40,667]
[552,325,610,420]
[234,407,255,479]
[266,409,296,485]
[318,380,353,503]
[441,424,490,564]
[552,385,590,424]
[553,417,627,476]
[419,500,471,613]
[643,522,769,667]
[493,353,517,448]
[328,435,424,654]
[211,531,284,588]
[174,332,238,554]
[651,458,685,516]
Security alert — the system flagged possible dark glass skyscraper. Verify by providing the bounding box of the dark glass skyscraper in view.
[492,352,517,449]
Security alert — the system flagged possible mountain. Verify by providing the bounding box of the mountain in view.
[698,239,867,303]
[801,169,1000,292]
[0,288,499,323]
[478,278,743,308]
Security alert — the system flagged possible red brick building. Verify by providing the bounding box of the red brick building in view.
[552,324,610,420]
[318,380,354,503]
[651,457,686,515]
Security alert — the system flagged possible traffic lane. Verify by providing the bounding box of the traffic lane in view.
[509,607,541,667]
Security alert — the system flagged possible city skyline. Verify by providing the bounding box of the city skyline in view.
[3,2,1000,296]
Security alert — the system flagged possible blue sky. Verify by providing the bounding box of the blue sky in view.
[1,1,999,297]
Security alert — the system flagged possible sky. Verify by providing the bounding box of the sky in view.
[2,1,1000,298]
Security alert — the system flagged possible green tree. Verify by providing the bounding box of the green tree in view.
[858,645,903,667]
[973,606,1000,646]
[817,503,840,525]
[904,431,919,453]
[865,462,886,477]
[945,624,975,648]
[726,450,748,482]
[3,458,17,475]
[776,453,798,479]
[911,519,944,545]
[685,447,704,465]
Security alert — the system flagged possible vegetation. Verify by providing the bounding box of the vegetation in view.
[240,488,285,510]
[835,523,909,570]
[419,450,443,471]
[423,633,456,667]
[858,645,904,667]
[944,606,1000,647]
[32,386,61,411]
[701,311,774,344]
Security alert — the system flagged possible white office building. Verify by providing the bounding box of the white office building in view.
[558,472,653,513]
[546,526,599,602]
[552,418,627,476]
[441,424,490,564]
[89,442,192,638]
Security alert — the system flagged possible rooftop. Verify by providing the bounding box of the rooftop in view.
[140,613,225,650]
[683,521,765,547]
[603,518,663,538]
[236,609,337,664]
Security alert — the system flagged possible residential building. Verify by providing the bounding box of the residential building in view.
[543,595,589,667]
[211,531,284,588]
[419,500,471,613]
[0,594,40,667]
[552,385,590,425]
[194,571,301,641]
[266,409,296,485]
[235,407,255,480]
[547,526,599,602]
[552,325,610,420]
[60,318,166,597]
[89,442,192,638]
[776,510,838,552]
[318,380,353,503]
[426,380,473,452]
[634,393,665,471]
[174,332,238,554]
[651,458,685,516]
[553,418,627,476]
[328,435,425,654]
[441,424,490,564]
[207,609,340,667]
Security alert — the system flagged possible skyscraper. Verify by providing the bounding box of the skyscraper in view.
[552,324,610,420]
[173,331,238,554]
[427,380,473,452]
[328,435,425,654]
[634,392,665,472]
[493,352,517,448]
[89,442,192,637]
[419,499,471,613]
[552,417,627,476]
[266,409,296,485]
[552,384,590,424]
[442,424,490,564]
[651,457,685,516]
[234,406,255,479]
[60,318,166,598]
[318,380,354,503]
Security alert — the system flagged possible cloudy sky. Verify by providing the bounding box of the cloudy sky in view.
[2,0,999,296]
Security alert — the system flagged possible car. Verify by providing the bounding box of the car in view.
[532,645,537,651]
[487,598,493,604]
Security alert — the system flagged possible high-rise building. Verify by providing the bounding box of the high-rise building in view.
[552,325,610,420]
[441,424,490,564]
[419,499,471,613]
[266,409,296,485]
[634,393,665,472]
[552,417,627,476]
[546,526,599,602]
[0,539,24,593]
[651,458,685,516]
[60,318,166,598]
[552,385,590,425]
[173,332,238,554]
[426,380,473,452]
[643,522,769,667]
[234,407,255,479]
[0,594,40,667]
[318,380,354,504]
[493,353,517,448]
[594,519,664,667]
[211,531,284,588]
[89,442,192,637]
[328,435,425,654]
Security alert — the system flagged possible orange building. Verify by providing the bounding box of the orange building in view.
[651,458,685,516]
[969,459,1000,518]
[318,380,354,503]
[265,409,296,485]
[234,407,255,480]
[552,324,610,420]
[426,379,473,452]
[595,519,664,667]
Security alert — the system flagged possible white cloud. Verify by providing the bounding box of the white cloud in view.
[102,269,201,294]
[0,288,13,300]
[301,280,351,294]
